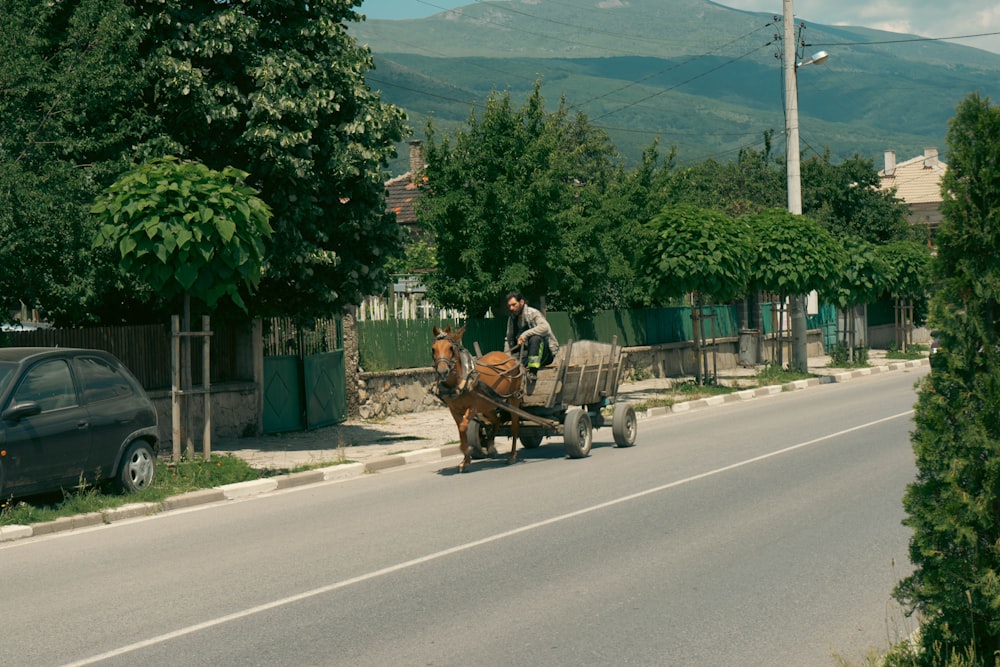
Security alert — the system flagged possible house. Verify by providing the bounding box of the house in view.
[879,147,947,244]
[385,139,428,242]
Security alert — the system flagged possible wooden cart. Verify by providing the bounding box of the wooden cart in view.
[466,337,638,459]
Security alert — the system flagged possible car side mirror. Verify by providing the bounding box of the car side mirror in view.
[2,401,42,422]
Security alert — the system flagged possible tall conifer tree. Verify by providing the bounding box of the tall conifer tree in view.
[896,92,1000,664]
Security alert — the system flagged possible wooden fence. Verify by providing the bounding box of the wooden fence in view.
[0,322,254,391]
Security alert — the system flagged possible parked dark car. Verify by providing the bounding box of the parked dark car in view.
[0,348,159,500]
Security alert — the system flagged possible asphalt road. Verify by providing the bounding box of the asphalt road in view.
[2,366,927,666]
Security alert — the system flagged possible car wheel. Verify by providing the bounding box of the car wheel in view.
[118,441,156,493]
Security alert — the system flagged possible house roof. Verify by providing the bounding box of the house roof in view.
[879,149,947,205]
[384,140,427,234]
[385,172,425,226]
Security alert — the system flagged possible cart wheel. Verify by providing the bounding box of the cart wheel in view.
[466,419,489,459]
[520,433,543,449]
[563,408,592,459]
[612,403,638,448]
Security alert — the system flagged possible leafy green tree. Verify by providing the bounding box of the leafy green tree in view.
[825,237,889,312]
[91,157,272,314]
[801,151,912,244]
[642,204,752,304]
[876,240,933,346]
[419,84,629,316]
[744,209,845,367]
[745,209,846,299]
[1,0,407,322]
[641,203,753,382]
[602,140,676,308]
[665,136,784,217]
[895,93,1000,663]
[0,0,153,323]
[132,0,408,317]
[823,237,889,357]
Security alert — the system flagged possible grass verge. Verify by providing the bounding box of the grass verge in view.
[0,454,351,527]
[629,364,815,413]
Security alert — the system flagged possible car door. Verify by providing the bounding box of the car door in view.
[2,357,92,495]
[72,354,148,473]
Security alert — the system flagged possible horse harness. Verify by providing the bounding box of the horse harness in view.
[433,332,523,402]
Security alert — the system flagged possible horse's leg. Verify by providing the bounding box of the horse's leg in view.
[457,409,472,472]
[508,411,520,465]
[485,410,499,458]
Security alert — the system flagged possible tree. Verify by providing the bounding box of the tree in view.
[801,151,912,244]
[876,240,933,350]
[1,0,407,322]
[745,209,845,300]
[823,237,889,360]
[641,203,753,383]
[602,139,675,308]
[665,136,784,217]
[745,209,845,366]
[91,157,272,314]
[132,0,409,317]
[0,0,154,323]
[643,204,752,304]
[895,93,1000,663]
[419,84,630,316]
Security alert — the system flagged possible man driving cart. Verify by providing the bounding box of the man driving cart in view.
[504,291,560,378]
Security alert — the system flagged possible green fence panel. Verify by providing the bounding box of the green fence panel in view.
[461,318,508,354]
[696,305,739,340]
[357,317,507,371]
[356,304,748,371]
[806,303,838,351]
[544,311,572,347]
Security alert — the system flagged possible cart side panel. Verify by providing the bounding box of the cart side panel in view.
[519,340,624,408]
[521,368,560,407]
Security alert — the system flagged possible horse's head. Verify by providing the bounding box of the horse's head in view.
[431,325,467,382]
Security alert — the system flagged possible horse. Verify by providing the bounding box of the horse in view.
[431,325,524,472]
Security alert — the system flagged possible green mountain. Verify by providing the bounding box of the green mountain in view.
[351,0,1000,172]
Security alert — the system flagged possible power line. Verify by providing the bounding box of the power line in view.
[809,30,1000,49]
[590,40,776,122]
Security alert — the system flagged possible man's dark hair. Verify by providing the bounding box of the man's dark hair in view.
[505,291,524,303]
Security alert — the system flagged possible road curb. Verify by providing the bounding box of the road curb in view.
[0,357,930,544]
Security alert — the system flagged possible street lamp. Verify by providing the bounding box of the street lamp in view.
[782,0,827,371]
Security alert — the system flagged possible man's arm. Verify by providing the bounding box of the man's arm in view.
[519,307,552,341]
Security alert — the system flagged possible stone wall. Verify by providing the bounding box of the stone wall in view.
[148,382,259,450]
[355,368,445,420]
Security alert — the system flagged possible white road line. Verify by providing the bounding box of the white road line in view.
[63,409,914,666]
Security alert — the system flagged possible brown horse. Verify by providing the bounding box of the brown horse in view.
[431,325,523,472]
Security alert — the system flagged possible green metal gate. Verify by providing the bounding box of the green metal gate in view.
[303,351,346,430]
[262,318,346,434]
[263,355,305,434]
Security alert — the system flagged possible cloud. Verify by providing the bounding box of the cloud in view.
[717,0,1000,53]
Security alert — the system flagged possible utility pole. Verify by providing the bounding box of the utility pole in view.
[783,0,808,372]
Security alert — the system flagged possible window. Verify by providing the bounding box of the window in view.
[13,359,77,412]
[74,356,134,404]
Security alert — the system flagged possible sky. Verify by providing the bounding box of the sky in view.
[358,0,1000,54]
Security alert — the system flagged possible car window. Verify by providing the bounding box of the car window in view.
[74,356,135,403]
[13,359,77,412]
[0,362,15,395]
